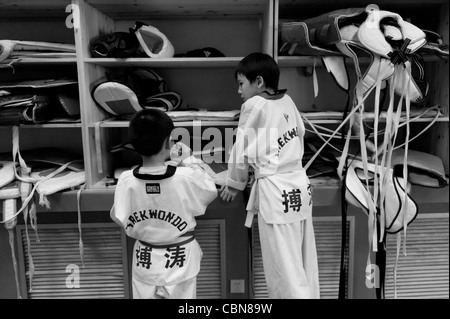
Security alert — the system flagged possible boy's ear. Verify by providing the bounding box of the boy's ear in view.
[164,137,171,150]
[256,75,264,88]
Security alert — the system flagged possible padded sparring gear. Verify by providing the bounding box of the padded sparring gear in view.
[92,81,142,116]
[90,32,141,58]
[0,40,75,63]
[132,22,174,58]
[0,161,15,189]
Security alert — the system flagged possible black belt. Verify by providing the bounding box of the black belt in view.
[139,231,195,249]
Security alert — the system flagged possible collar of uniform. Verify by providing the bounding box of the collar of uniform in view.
[133,165,177,180]
[258,89,287,100]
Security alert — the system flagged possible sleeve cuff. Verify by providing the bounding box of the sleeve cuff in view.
[226,178,247,191]
[181,155,203,166]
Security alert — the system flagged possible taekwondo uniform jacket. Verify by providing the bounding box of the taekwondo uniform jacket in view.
[226,91,313,224]
[111,159,218,286]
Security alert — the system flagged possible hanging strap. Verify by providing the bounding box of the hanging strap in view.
[313,57,319,98]
[3,198,21,298]
[77,183,86,267]
[392,232,402,298]
[95,121,103,174]
[29,196,39,242]
[338,165,348,299]
[375,216,386,299]
[390,62,413,299]
[3,126,80,223]
[19,165,35,292]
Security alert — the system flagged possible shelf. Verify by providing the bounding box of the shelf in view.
[35,180,449,212]
[84,57,242,68]
[277,54,447,68]
[17,122,82,128]
[87,113,448,129]
[91,177,118,190]
[303,116,449,125]
[35,184,246,213]
[7,58,77,66]
[88,119,239,128]
[278,0,448,4]
[0,123,82,129]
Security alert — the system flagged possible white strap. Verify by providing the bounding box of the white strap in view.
[393,109,441,149]
[393,232,402,299]
[95,121,103,174]
[7,225,22,298]
[244,211,255,228]
[313,57,319,98]
[29,197,39,242]
[1,162,76,224]
[377,77,397,241]
[401,64,412,256]
[304,89,368,171]
[19,166,35,292]
[302,114,361,157]
[371,66,383,244]
[2,199,22,298]
[77,184,86,267]
[12,126,32,183]
[2,127,79,224]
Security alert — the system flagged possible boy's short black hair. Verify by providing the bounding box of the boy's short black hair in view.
[129,108,175,157]
[235,52,279,90]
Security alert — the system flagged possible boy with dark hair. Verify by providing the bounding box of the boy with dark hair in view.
[111,108,218,299]
[220,52,320,298]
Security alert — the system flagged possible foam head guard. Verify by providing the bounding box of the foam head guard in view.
[132,22,175,59]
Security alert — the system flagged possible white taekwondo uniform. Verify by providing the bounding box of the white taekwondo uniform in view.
[226,90,320,299]
[111,158,217,299]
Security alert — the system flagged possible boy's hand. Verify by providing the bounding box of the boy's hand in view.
[170,142,192,162]
[219,185,240,202]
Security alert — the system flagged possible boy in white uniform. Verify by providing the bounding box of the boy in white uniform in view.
[111,108,218,299]
[220,52,320,299]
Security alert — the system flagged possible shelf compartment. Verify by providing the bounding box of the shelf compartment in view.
[84,57,242,68]
[85,0,270,20]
